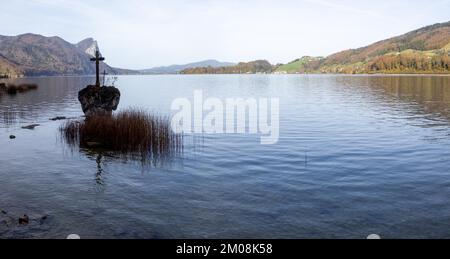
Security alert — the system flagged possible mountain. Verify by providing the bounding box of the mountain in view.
[3,21,449,77]
[75,38,100,57]
[181,60,274,74]
[140,60,236,74]
[282,21,450,74]
[0,54,23,77]
[0,34,136,77]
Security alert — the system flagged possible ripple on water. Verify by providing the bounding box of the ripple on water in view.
[2,75,450,238]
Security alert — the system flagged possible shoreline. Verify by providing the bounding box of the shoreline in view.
[2,73,450,80]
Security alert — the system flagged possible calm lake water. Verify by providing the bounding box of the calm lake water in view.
[1,75,450,239]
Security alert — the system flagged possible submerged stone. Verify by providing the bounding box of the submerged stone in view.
[78,85,121,117]
[50,116,67,121]
[18,215,29,225]
[21,124,40,130]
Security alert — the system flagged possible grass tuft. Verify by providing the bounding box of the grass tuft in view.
[60,108,183,164]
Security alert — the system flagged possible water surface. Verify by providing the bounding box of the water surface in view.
[1,75,450,239]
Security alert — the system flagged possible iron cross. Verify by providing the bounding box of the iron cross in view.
[90,50,105,87]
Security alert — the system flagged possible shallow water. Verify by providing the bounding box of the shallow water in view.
[1,75,450,239]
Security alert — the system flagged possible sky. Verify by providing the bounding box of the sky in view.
[1,0,450,69]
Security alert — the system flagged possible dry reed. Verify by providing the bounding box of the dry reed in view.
[60,108,183,163]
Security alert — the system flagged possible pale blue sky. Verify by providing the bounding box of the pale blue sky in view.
[1,0,449,69]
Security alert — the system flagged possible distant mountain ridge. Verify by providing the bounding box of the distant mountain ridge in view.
[181,60,274,74]
[1,21,450,77]
[140,60,236,74]
[277,21,450,74]
[0,34,135,77]
[76,37,101,57]
[185,21,450,75]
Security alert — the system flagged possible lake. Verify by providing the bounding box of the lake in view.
[1,75,450,239]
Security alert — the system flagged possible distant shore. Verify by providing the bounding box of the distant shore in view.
[2,73,450,80]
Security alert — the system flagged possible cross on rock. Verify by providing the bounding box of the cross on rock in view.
[90,50,105,87]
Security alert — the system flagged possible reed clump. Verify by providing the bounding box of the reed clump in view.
[61,108,183,162]
[0,83,38,95]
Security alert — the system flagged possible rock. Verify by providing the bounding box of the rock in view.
[9,135,16,139]
[21,124,40,130]
[18,215,29,225]
[78,85,121,117]
[1,211,49,228]
[50,116,67,121]
[86,142,103,148]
